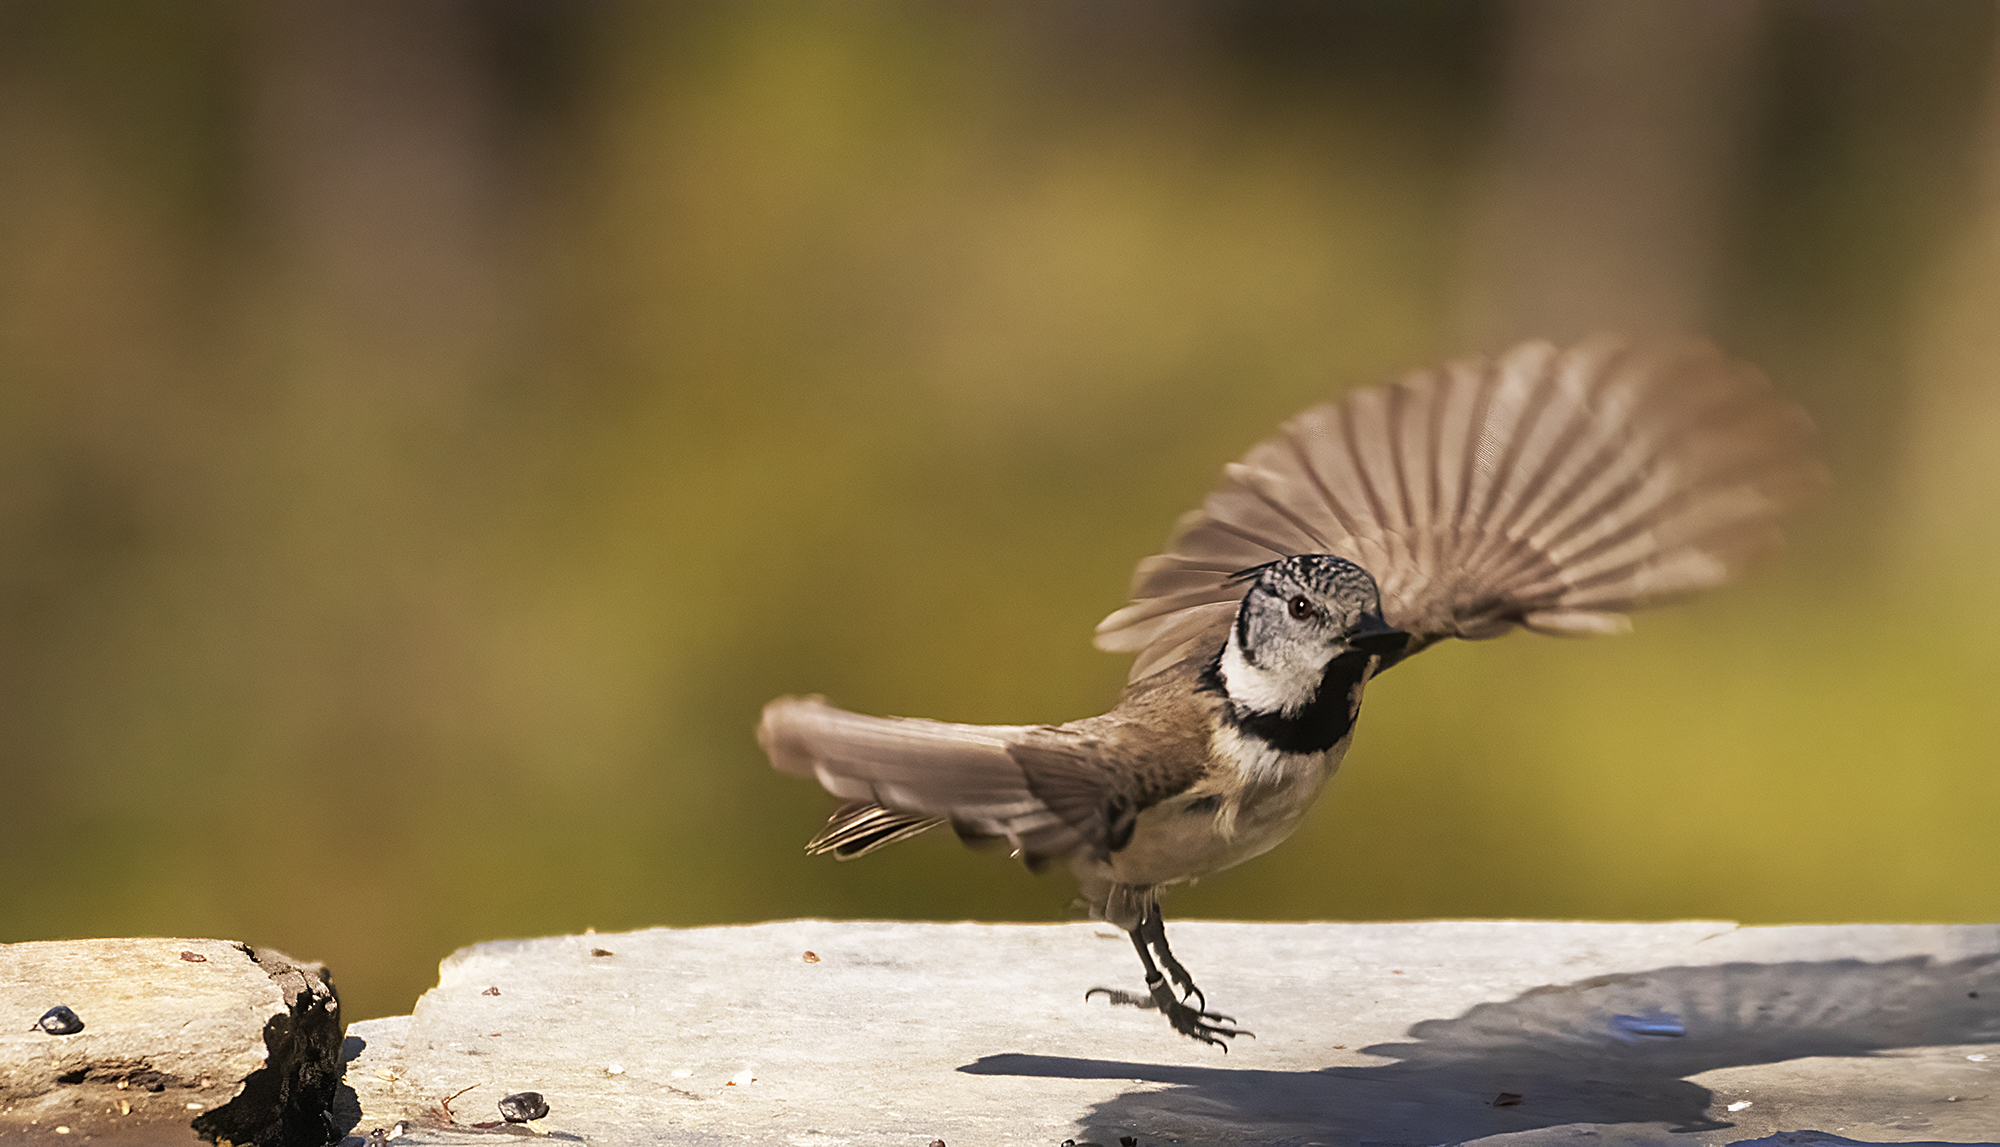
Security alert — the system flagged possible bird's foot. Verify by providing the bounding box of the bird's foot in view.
[1155,951,1205,1012]
[1086,978,1251,1050]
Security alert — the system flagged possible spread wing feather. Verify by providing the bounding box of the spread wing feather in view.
[1096,335,1825,682]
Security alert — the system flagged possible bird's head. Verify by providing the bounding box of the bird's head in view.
[1217,554,1407,716]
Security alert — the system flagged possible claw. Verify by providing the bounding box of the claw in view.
[1088,978,1252,1045]
[1162,997,1252,1049]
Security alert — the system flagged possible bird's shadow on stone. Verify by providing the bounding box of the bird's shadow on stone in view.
[961,954,2000,1145]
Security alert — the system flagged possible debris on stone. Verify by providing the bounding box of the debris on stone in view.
[499,1091,550,1123]
[32,1005,83,1035]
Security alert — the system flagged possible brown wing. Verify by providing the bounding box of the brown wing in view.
[759,696,1125,867]
[1095,335,1826,682]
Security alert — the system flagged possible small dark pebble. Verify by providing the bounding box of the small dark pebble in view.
[1492,1092,1523,1107]
[180,950,207,963]
[498,1091,549,1123]
[35,1006,83,1035]
[1972,991,1981,999]
[482,986,501,996]
[590,948,613,958]
[1121,1138,1138,1147]
[930,1141,944,1147]
[147,1082,165,1093]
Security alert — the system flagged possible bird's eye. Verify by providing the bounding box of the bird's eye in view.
[1288,594,1316,621]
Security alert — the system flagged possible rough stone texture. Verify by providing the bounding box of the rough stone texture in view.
[0,938,342,1146]
[341,920,2000,1146]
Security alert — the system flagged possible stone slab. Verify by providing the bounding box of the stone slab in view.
[0,938,342,1146]
[340,920,2000,1146]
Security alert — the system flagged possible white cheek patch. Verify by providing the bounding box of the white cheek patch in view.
[1218,632,1322,716]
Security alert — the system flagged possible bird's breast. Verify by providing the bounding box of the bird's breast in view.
[1102,727,1352,889]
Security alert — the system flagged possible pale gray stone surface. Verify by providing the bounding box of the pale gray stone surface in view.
[340,921,2000,1146]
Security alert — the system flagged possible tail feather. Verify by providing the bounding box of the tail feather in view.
[805,800,945,860]
[758,696,1094,865]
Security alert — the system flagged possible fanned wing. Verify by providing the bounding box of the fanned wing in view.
[1096,335,1826,681]
[759,696,1115,867]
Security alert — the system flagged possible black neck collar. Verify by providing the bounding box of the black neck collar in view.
[1199,646,1374,755]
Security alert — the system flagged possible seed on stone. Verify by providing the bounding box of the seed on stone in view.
[35,1006,83,1035]
[802,951,820,964]
[590,948,613,958]
[498,1091,549,1123]
[180,951,207,963]
[481,986,500,996]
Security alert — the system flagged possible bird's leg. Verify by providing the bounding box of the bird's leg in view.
[1138,903,1205,1012]
[1086,904,1250,1049]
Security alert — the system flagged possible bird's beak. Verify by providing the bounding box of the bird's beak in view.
[1347,613,1409,658]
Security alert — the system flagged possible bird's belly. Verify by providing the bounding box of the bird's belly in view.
[1106,739,1346,888]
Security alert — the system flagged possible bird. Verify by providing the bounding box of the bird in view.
[757,334,1824,1048]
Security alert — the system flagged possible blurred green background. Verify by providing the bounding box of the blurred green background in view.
[4,0,2000,1023]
